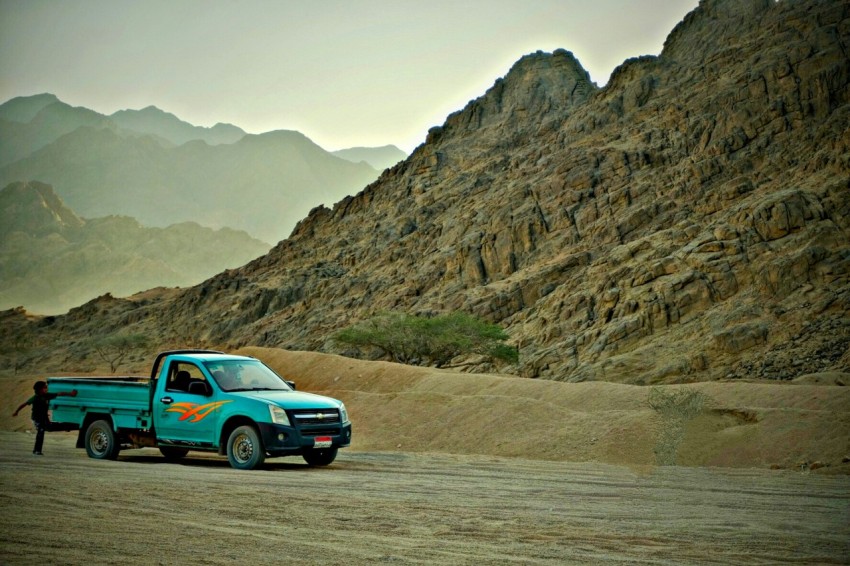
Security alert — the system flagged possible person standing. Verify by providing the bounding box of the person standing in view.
[12,381,77,455]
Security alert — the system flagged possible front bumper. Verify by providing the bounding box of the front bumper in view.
[258,422,352,456]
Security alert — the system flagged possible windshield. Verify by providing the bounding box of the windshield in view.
[205,359,293,392]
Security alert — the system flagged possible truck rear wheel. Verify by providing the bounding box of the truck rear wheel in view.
[303,447,338,466]
[226,425,266,470]
[85,419,120,460]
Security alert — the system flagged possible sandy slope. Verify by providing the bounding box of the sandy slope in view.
[244,347,850,472]
[2,347,849,472]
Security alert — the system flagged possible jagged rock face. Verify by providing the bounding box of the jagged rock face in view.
[5,0,849,383]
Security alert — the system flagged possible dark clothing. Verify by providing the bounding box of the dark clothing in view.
[25,392,57,422]
[24,392,58,454]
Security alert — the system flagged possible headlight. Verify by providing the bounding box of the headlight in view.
[339,403,350,424]
[268,404,291,426]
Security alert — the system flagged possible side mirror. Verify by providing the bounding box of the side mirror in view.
[286,380,296,390]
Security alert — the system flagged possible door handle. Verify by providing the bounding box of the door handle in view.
[160,396,174,405]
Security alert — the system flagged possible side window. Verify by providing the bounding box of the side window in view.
[166,362,208,394]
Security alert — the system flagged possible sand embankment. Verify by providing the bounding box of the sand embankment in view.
[2,346,848,472]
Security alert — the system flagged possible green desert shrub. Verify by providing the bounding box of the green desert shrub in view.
[333,311,518,368]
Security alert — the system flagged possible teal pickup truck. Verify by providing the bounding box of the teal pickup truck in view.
[47,350,351,470]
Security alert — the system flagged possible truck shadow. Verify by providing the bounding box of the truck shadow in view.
[118,452,332,471]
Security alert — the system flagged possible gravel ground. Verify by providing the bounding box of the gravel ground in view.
[1,431,848,565]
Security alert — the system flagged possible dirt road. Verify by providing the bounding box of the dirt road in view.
[1,432,848,565]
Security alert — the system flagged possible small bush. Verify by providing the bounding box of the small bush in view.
[332,311,518,368]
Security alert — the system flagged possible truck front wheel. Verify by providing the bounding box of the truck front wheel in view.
[303,447,338,466]
[85,419,120,460]
[226,425,266,470]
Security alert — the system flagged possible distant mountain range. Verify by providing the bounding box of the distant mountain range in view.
[332,145,407,171]
[0,181,270,314]
[110,105,246,147]
[0,94,406,242]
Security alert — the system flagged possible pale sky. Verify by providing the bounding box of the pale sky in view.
[0,0,698,153]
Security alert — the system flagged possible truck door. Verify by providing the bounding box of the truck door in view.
[155,361,221,447]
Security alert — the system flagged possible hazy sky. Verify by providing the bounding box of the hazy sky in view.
[1,0,699,153]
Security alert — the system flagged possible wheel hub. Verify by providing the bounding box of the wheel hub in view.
[235,434,253,462]
[91,430,108,453]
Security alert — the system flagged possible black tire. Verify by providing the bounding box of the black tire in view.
[226,425,266,470]
[159,446,190,461]
[303,447,338,467]
[84,419,120,460]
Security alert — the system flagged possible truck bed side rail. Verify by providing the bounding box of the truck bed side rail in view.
[47,377,152,430]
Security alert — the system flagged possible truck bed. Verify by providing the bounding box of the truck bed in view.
[48,377,153,430]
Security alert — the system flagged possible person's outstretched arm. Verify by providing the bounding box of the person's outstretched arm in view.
[12,400,29,416]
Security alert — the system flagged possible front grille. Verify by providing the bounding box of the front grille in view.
[291,409,340,426]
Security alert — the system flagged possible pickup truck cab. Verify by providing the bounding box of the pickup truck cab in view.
[47,350,352,470]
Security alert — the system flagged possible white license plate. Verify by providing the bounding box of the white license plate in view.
[314,436,332,448]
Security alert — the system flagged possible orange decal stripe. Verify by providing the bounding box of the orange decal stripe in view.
[166,400,232,422]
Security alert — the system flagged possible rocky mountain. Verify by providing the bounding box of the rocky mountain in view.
[0,179,84,239]
[0,181,270,314]
[332,145,408,171]
[2,0,848,383]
